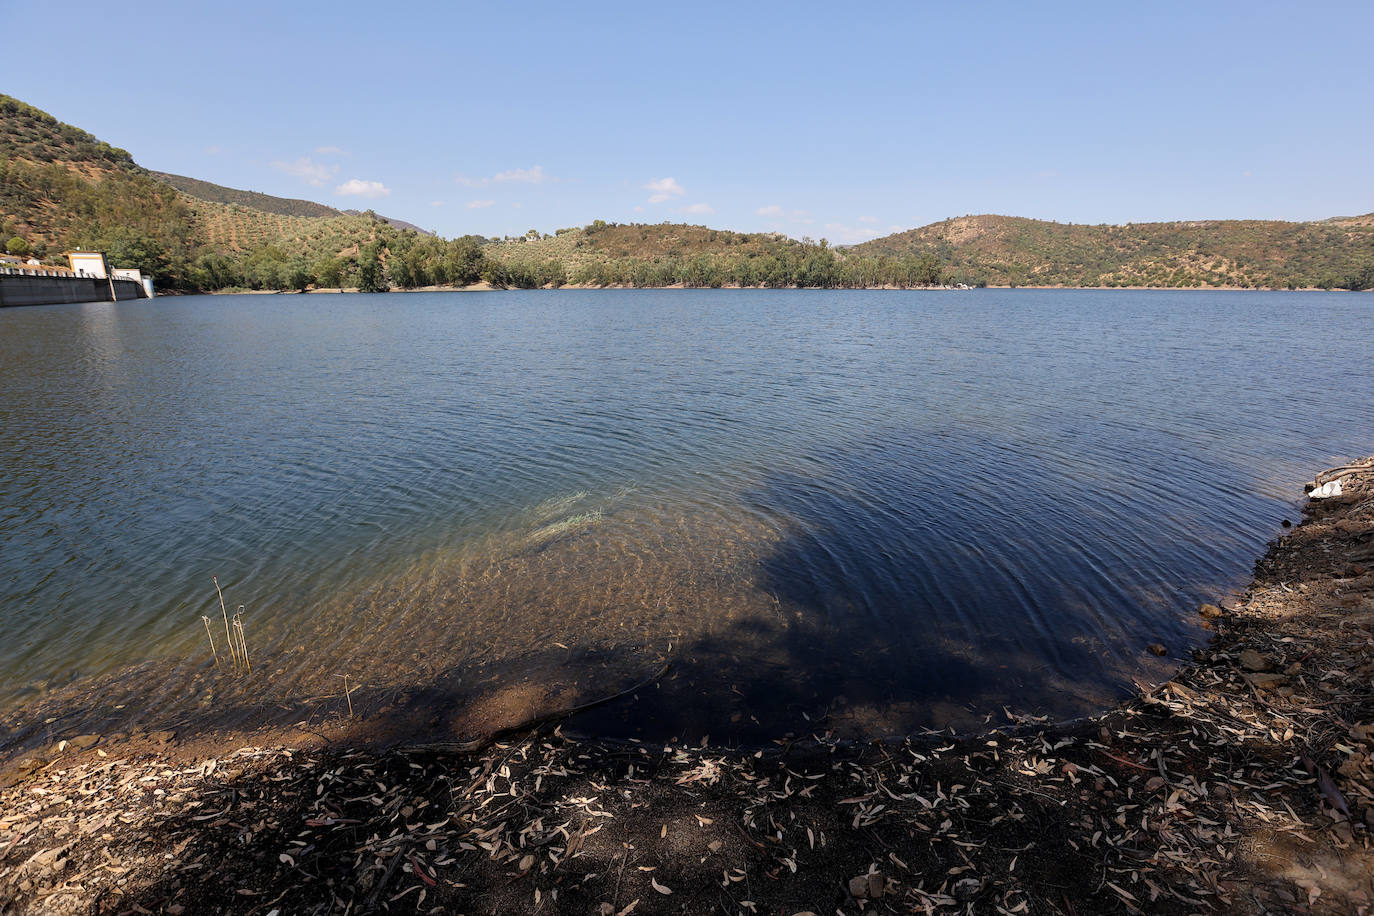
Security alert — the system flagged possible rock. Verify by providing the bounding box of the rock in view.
[1199,603,1224,618]
[150,730,177,746]
[1238,649,1270,671]
[953,877,982,901]
[67,734,100,751]
[1147,643,1167,657]
[1243,671,1287,690]
[867,873,886,899]
[3,754,47,785]
[848,875,869,898]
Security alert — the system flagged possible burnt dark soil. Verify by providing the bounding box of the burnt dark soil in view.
[1,461,1372,915]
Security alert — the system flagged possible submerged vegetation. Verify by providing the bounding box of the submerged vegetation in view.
[3,93,1372,293]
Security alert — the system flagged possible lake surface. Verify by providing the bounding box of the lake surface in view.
[1,289,1370,749]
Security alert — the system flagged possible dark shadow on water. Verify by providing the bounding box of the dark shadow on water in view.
[574,426,1277,744]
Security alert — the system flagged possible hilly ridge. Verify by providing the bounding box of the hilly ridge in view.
[851,213,1374,290]
[150,171,340,218]
[3,92,1371,292]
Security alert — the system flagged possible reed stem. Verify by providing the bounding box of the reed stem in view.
[233,608,251,674]
[213,575,239,670]
[336,674,354,716]
[201,615,220,668]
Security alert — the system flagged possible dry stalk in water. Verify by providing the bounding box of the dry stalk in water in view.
[233,606,251,674]
[213,575,240,670]
[201,615,220,668]
[336,674,355,716]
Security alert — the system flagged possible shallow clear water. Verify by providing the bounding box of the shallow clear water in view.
[0,289,1370,746]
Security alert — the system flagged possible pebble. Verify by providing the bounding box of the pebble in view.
[1147,643,1167,657]
[1243,671,1287,690]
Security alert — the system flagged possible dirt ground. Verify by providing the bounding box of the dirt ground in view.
[1,460,1371,915]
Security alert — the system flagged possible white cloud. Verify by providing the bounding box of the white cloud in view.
[466,199,495,209]
[682,202,714,215]
[858,215,878,224]
[824,222,883,244]
[272,157,337,187]
[644,177,686,203]
[633,205,644,213]
[430,201,445,207]
[494,165,547,184]
[335,179,391,198]
[204,144,223,155]
[756,204,811,223]
[458,165,553,187]
[314,145,346,155]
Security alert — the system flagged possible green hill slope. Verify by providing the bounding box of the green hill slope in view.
[0,95,199,277]
[851,214,1374,289]
[4,92,1369,292]
[0,95,452,291]
[482,221,945,288]
[150,171,340,218]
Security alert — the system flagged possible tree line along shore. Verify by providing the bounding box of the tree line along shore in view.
[5,93,1374,297]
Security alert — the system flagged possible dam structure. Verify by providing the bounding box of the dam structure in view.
[0,250,153,307]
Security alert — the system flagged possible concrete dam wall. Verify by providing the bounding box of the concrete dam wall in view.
[0,273,147,307]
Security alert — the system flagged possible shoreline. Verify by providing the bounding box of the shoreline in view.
[188,283,1374,295]
[1,460,1371,912]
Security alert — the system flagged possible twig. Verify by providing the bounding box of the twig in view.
[336,674,355,716]
[234,607,251,674]
[213,575,239,670]
[201,616,220,668]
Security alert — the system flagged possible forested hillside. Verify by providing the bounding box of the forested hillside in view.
[3,93,1370,292]
[0,95,199,280]
[150,171,340,218]
[0,95,480,291]
[852,214,1374,290]
[482,221,947,288]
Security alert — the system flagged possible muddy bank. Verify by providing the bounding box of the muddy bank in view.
[1,460,1372,914]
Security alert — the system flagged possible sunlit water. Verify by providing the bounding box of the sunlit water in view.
[0,289,1370,749]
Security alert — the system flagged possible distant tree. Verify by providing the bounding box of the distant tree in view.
[191,252,237,290]
[5,236,30,256]
[312,255,343,289]
[1345,265,1374,291]
[283,259,313,292]
[91,228,169,276]
[356,245,388,293]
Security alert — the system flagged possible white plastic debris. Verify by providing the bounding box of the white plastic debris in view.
[1309,478,1344,499]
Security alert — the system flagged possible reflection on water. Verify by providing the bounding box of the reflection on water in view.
[0,289,1371,749]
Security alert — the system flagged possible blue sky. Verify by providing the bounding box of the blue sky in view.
[7,0,1372,242]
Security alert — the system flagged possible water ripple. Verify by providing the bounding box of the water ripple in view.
[0,289,1370,744]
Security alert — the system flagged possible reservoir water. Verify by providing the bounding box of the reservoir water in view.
[1,289,1370,749]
